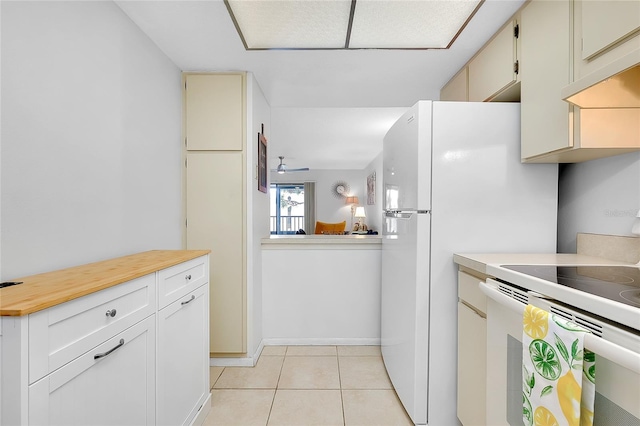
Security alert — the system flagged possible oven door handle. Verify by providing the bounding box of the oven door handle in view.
[480,280,640,375]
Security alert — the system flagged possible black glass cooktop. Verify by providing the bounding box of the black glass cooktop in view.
[502,265,640,308]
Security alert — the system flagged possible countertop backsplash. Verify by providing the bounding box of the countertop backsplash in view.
[576,233,640,264]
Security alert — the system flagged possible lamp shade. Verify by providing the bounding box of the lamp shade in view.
[354,207,366,218]
[345,196,359,205]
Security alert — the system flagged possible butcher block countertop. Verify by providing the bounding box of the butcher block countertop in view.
[0,250,210,316]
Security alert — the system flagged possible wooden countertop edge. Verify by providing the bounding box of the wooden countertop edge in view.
[0,250,210,316]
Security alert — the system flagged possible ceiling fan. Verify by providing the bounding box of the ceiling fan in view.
[272,156,310,174]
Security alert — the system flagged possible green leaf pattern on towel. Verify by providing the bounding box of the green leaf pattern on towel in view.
[523,308,596,426]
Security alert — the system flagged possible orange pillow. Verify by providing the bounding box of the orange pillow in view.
[314,221,346,235]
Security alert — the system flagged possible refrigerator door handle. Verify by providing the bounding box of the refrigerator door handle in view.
[385,210,430,219]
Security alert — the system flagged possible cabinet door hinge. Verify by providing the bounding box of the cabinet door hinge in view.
[185,158,188,168]
[513,60,519,75]
[185,218,188,228]
[184,80,187,90]
[514,24,519,39]
[184,137,187,147]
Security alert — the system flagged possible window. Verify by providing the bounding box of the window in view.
[270,184,305,234]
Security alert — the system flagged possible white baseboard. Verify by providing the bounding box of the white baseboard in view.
[252,340,265,361]
[209,341,264,367]
[209,338,380,367]
[262,337,381,346]
[209,356,255,367]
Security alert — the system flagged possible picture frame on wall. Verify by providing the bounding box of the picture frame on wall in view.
[258,124,267,193]
[367,172,376,205]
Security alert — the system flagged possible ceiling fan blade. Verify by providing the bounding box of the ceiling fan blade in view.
[271,156,309,173]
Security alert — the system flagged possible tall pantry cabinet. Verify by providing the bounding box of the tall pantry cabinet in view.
[183,73,247,355]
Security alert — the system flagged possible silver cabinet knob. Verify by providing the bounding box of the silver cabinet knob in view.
[185,274,192,281]
[106,309,117,317]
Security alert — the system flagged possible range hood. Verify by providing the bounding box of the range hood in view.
[561,50,640,108]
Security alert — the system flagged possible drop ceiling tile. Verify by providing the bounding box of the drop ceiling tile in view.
[349,0,481,49]
[227,0,352,49]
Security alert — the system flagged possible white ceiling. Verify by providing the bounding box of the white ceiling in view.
[115,0,525,170]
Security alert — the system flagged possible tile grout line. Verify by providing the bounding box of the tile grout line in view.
[336,348,347,426]
[210,366,225,391]
[265,349,287,425]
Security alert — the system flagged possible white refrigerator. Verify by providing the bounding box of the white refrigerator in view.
[381,101,558,425]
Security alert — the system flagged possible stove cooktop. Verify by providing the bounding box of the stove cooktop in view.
[501,265,640,308]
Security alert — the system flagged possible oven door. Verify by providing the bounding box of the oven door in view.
[483,280,640,426]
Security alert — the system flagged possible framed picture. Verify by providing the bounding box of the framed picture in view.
[258,124,267,193]
[367,172,376,205]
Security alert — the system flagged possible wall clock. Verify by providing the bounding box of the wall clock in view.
[331,181,350,198]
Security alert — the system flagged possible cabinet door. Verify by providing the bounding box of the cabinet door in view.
[28,316,156,426]
[186,152,245,354]
[185,74,244,151]
[581,1,640,60]
[468,20,518,102]
[440,68,468,101]
[0,320,2,426]
[457,301,487,426]
[157,285,209,426]
[520,0,572,160]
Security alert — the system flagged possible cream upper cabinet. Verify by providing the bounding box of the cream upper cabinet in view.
[185,74,245,151]
[468,20,519,102]
[520,0,572,160]
[521,0,640,162]
[574,0,640,79]
[440,68,468,102]
[580,0,640,60]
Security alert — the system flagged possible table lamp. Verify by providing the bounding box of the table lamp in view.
[345,196,359,229]
[354,206,366,229]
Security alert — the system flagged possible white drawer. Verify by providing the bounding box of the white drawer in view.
[28,273,155,383]
[158,256,208,309]
[458,271,487,314]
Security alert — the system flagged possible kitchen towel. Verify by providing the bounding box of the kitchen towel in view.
[522,304,596,426]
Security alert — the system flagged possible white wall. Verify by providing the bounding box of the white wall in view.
[246,73,271,357]
[0,0,3,282]
[1,1,182,278]
[363,152,383,233]
[557,152,640,253]
[262,245,381,343]
[271,169,366,232]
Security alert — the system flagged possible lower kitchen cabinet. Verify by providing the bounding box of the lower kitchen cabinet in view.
[157,284,209,426]
[28,316,156,426]
[0,321,3,425]
[0,251,210,426]
[457,271,487,426]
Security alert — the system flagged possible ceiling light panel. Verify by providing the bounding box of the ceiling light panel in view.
[227,0,353,49]
[349,0,481,49]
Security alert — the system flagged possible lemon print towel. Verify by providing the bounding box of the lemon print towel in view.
[522,304,596,426]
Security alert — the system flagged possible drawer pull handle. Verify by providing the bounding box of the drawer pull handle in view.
[105,309,117,318]
[94,339,125,360]
[185,274,192,281]
[181,295,196,305]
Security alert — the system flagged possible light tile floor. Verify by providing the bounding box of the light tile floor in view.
[204,345,413,426]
